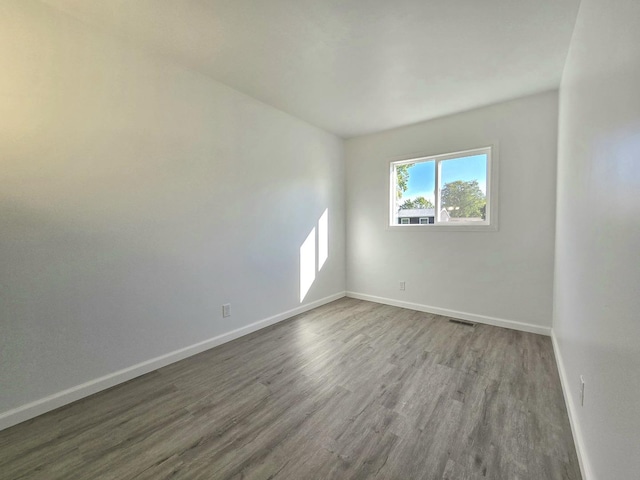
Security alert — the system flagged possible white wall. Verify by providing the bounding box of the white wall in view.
[345,91,558,333]
[0,0,345,423]
[554,0,640,477]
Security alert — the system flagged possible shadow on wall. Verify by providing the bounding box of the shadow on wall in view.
[300,208,328,302]
[0,198,237,411]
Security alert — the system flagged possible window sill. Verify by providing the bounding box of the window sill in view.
[386,223,498,232]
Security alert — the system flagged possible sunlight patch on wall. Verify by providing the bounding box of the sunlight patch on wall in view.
[299,227,316,302]
[318,208,328,271]
[299,208,330,303]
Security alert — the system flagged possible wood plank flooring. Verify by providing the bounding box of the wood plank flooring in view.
[0,298,581,479]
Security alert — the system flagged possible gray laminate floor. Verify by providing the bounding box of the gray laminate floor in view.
[0,298,581,479]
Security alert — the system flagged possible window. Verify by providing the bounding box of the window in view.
[390,146,493,228]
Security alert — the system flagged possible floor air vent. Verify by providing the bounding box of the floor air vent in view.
[449,319,476,327]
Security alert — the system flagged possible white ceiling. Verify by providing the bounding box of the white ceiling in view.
[42,0,581,138]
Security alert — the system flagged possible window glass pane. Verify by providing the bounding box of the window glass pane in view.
[395,160,435,225]
[439,154,487,223]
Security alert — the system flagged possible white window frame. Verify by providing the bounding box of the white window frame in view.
[389,146,497,231]
[400,217,410,224]
[419,218,429,224]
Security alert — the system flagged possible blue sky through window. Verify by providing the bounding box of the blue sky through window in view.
[403,154,487,202]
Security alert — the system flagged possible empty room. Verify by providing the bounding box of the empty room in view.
[1,0,638,479]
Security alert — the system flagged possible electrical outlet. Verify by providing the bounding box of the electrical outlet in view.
[399,281,406,291]
[580,375,585,406]
[222,303,231,318]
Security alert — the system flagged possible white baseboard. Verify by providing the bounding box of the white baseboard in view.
[551,330,593,480]
[346,291,551,336]
[0,291,346,432]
